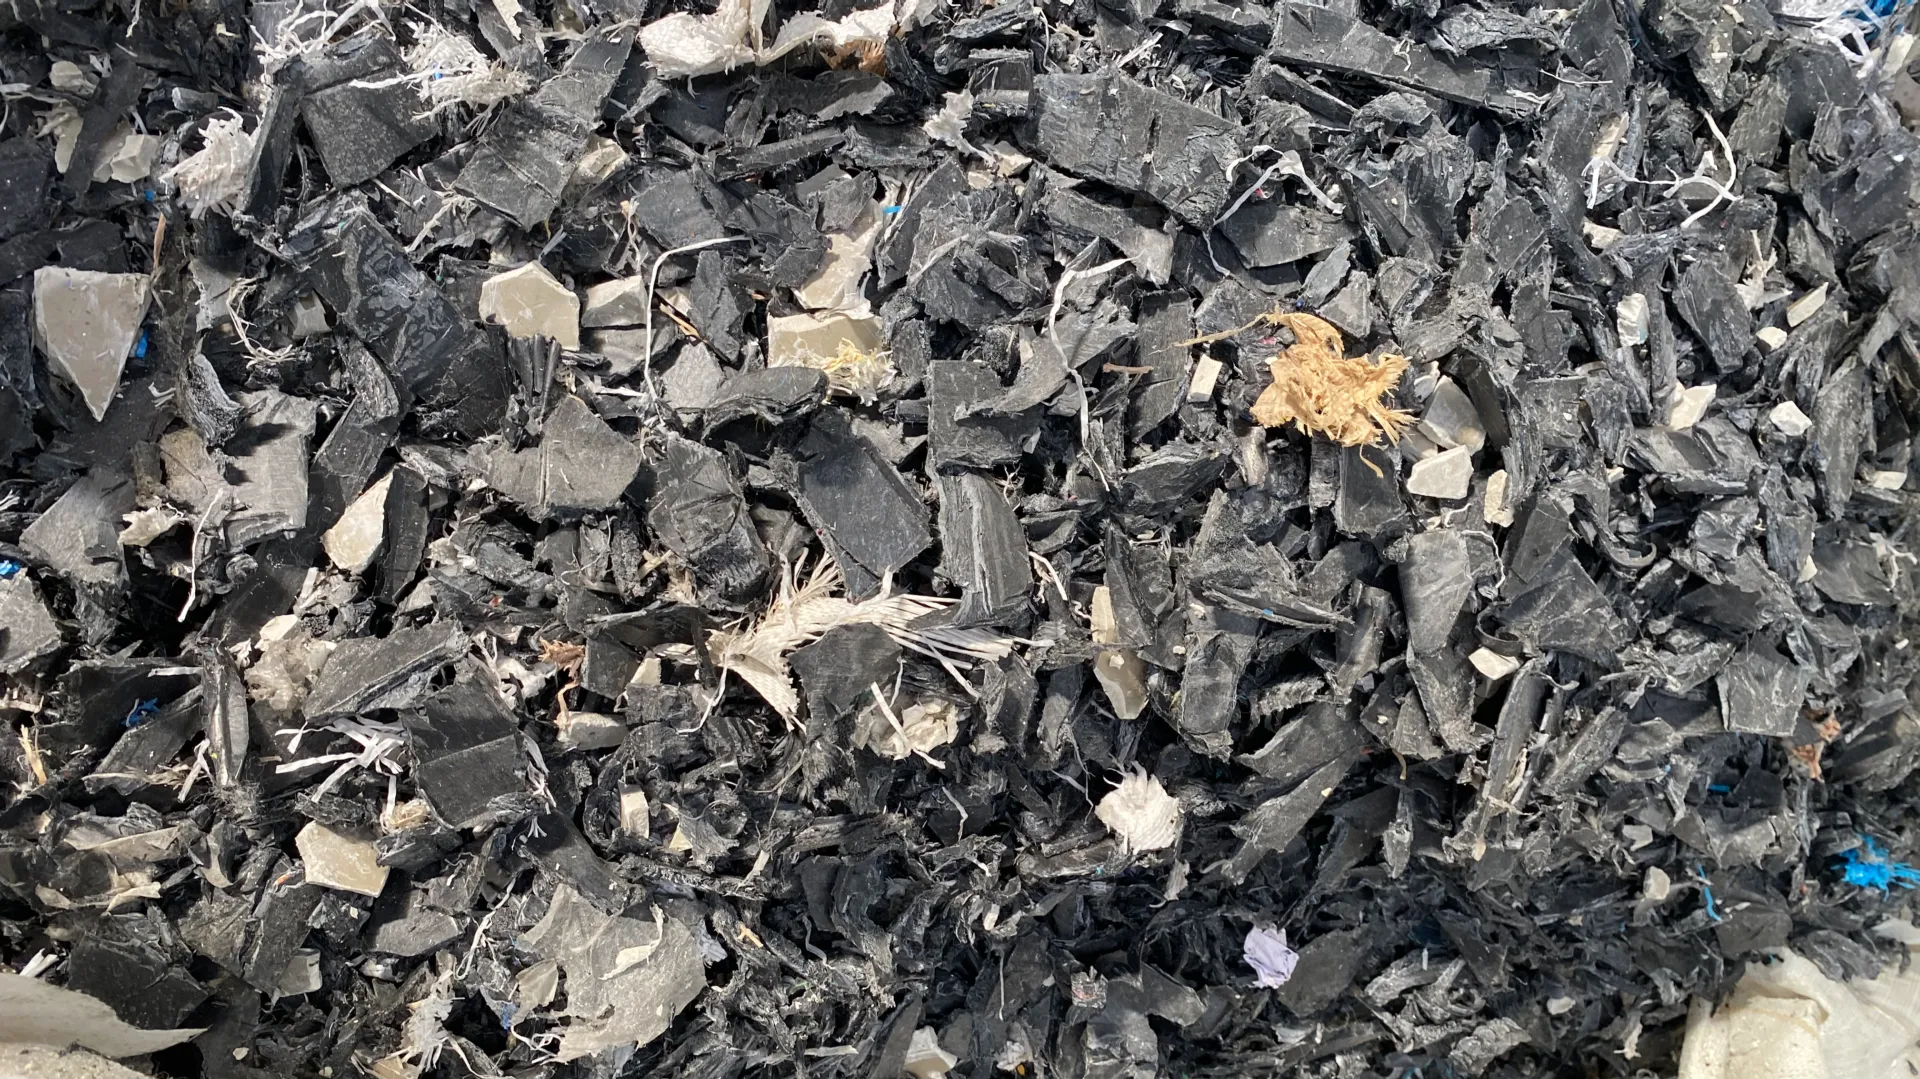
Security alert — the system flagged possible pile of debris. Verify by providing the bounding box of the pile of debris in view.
[2,0,1919,1074]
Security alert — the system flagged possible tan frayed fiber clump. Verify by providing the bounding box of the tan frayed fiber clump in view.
[1247,313,1413,447]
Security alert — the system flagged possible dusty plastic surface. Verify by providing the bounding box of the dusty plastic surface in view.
[1679,936,1920,1079]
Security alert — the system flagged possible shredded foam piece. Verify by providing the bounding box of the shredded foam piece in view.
[1096,769,1181,852]
[163,111,257,219]
[1247,312,1413,447]
[640,0,894,78]
[402,24,532,112]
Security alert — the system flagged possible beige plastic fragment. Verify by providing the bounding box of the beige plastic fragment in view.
[323,472,394,574]
[0,974,204,1057]
[1187,357,1223,403]
[766,310,889,399]
[32,268,152,421]
[295,821,390,898]
[555,711,626,750]
[1757,326,1790,351]
[1089,586,1148,720]
[794,208,882,312]
[569,136,627,192]
[1483,469,1515,527]
[478,263,579,349]
[1678,941,1920,1079]
[1405,446,1472,500]
[48,60,95,93]
[1786,283,1829,328]
[0,1044,151,1079]
[93,130,161,184]
[581,276,650,328]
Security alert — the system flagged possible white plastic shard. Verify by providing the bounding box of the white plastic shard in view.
[1677,936,1920,1079]
[1770,401,1813,436]
[1665,382,1718,431]
[0,974,204,1056]
[1096,769,1181,852]
[323,472,394,574]
[32,267,152,421]
[904,1027,960,1079]
[1405,446,1473,500]
[478,262,580,349]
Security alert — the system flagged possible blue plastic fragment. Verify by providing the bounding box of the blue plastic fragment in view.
[1696,864,1722,922]
[498,1002,516,1029]
[1837,835,1920,892]
[124,698,161,728]
[883,205,902,214]
[0,559,20,580]
[133,331,149,359]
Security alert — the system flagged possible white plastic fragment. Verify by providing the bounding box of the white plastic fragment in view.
[291,292,331,338]
[1869,470,1906,490]
[1677,941,1920,1079]
[32,267,152,422]
[323,472,393,574]
[904,1028,959,1079]
[1243,925,1300,988]
[1756,326,1789,351]
[1405,446,1473,500]
[1095,769,1180,853]
[40,103,84,173]
[1417,377,1486,452]
[1615,292,1649,347]
[1665,382,1717,431]
[1643,866,1672,902]
[0,973,204,1056]
[95,130,162,183]
[618,785,650,836]
[478,262,580,349]
[1770,401,1814,437]
[1786,283,1828,327]
[924,90,985,161]
[1469,648,1521,681]
[637,0,763,78]
[277,949,323,996]
[861,696,961,763]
